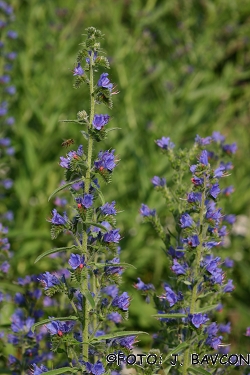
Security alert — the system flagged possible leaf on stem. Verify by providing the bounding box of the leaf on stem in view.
[34,245,78,264]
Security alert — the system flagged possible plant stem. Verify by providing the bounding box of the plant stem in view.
[182,178,207,375]
[82,52,95,361]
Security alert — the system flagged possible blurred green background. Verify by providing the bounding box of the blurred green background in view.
[3,0,250,357]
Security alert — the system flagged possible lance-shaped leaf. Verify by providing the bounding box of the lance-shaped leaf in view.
[82,289,95,309]
[48,178,83,201]
[188,367,211,375]
[152,313,187,319]
[84,221,109,231]
[34,245,78,263]
[91,330,148,342]
[194,304,218,314]
[162,342,189,363]
[92,262,136,269]
[36,368,78,375]
[31,316,78,333]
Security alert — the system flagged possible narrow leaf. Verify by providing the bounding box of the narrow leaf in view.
[106,127,121,133]
[93,262,136,269]
[91,331,147,342]
[188,367,211,375]
[48,178,83,201]
[195,304,218,314]
[162,342,189,363]
[31,316,78,333]
[37,368,78,375]
[82,290,95,309]
[152,313,187,319]
[84,221,109,231]
[34,245,77,263]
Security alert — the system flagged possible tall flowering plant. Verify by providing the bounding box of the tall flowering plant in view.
[139,133,239,374]
[31,28,143,375]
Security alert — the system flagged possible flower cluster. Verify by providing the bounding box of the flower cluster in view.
[139,132,238,373]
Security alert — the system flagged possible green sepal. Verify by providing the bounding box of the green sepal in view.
[96,168,112,184]
[31,316,78,333]
[44,285,61,298]
[194,304,218,314]
[94,87,113,109]
[91,330,147,342]
[187,367,211,375]
[74,75,89,89]
[81,130,89,140]
[48,178,83,201]
[89,127,107,142]
[76,49,89,62]
[34,245,78,264]
[152,313,187,319]
[50,224,65,240]
[95,56,110,69]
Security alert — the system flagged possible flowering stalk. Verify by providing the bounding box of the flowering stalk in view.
[140,133,238,374]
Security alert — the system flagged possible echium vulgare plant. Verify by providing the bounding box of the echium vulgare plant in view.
[139,133,242,375]
[31,27,144,375]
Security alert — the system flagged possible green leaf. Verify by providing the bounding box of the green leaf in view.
[182,280,192,286]
[82,289,95,309]
[48,178,83,201]
[34,245,78,263]
[197,291,214,300]
[162,342,189,363]
[0,369,12,374]
[194,304,218,314]
[84,221,109,231]
[93,262,136,269]
[188,367,211,375]
[31,316,78,333]
[106,127,121,133]
[152,313,187,319]
[37,368,78,375]
[91,330,147,342]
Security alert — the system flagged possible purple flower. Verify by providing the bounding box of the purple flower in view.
[112,336,136,350]
[92,114,110,130]
[223,214,236,224]
[219,322,231,334]
[68,254,85,270]
[159,285,182,307]
[191,176,203,186]
[180,213,193,228]
[104,258,123,275]
[168,246,185,258]
[86,50,98,64]
[73,63,84,76]
[218,226,227,237]
[205,335,223,349]
[5,116,15,125]
[76,194,93,209]
[38,272,60,290]
[100,201,116,215]
[171,259,187,275]
[6,52,17,60]
[8,354,18,365]
[223,279,234,293]
[134,278,154,292]
[0,75,10,83]
[97,73,113,91]
[212,131,225,143]
[103,229,121,243]
[214,165,225,178]
[156,136,175,150]
[224,257,234,268]
[31,364,49,375]
[245,327,250,336]
[205,323,218,336]
[5,85,16,95]
[95,150,116,171]
[183,234,200,247]
[7,30,18,39]
[102,285,118,298]
[220,161,233,171]
[107,312,122,323]
[46,319,75,336]
[222,142,237,154]
[112,292,130,311]
[191,313,209,328]
[210,183,220,199]
[140,203,156,217]
[187,192,202,204]
[50,209,68,225]
[151,176,166,187]
[2,178,13,189]
[195,135,212,145]
[199,150,209,165]
[222,186,234,196]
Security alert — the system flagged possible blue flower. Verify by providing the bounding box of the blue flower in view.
[199,150,209,165]
[103,229,121,243]
[68,254,85,270]
[95,150,116,171]
[50,209,68,225]
[112,292,130,311]
[171,259,188,275]
[210,183,220,199]
[83,361,105,375]
[223,279,234,293]
[183,234,200,247]
[133,278,154,291]
[205,335,223,349]
[97,73,113,91]
[180,213,193,228]
[151,176,166,187]
[212,131,225,143]
[140,203,156,217]
[31,364,49,375]
[46,319,75,336]
[222,142,237,154]
[76,194,93,209]
[100,201,116,215]
[73,63,84,76]
[92,114,110,130]
[38,272,60,290]
[102,285,118,298]
[156,136,175,150]
[219,322,231,333]
[187,192,202,204]
[191,313,209,328]
[107,312,122,323]
[195,135,212,145]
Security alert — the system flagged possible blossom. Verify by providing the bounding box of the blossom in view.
[134,278,154,291]
[112,292,130,311]
[156,136,175,149]
[46,319,75,336]
[107,312,122,323]
[199,150,209,165]
[76,194,93,209]
[195,135,212,145]
[223,279,234,293]
[219,322,231,333]
[100,201,116,215]
[73,63,84,76]
[205,335,223,349]
[171,259,188,275]
[111,336,136,350]
[180,213,193,228]
[140,203,156,217]
[187,192,202,204]
[222,142,237,154]
[92,114,110,130]
[38,272,60,290]
[212,131,225,143]
[224,257,234,268]
[102,285,118,298]
[68,254,85,270]
[210,183,220,199]
[95,149,116,171]
[103,229,121,243]
[222,186,234,196]
[104,258,123,275]
[159,284,182,307]
[31,364,49,375]
[50,209,68,225]
[214,166,225,178]
[97,73,113,91]
[151,176,166,187]
[191,313,209,328]
[183,235,200,247]
[168,246,185,258]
